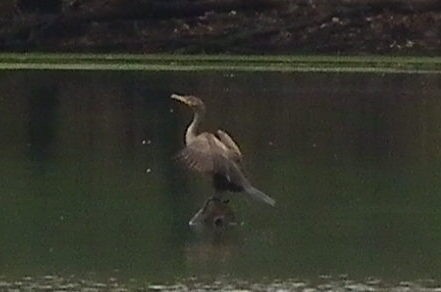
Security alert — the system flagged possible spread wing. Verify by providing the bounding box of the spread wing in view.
[176,133,243,177]
[216,129,242,163]
[212,153,276,206]
[176,133,233,173]
[213,153,250,187]
[175,137,215,173]
[176,133,276,206]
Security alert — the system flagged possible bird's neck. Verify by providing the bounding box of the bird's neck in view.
[185,109,204,144]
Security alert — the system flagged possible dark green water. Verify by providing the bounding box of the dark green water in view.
[0,70,441,290]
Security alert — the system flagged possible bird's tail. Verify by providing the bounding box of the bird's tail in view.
[245,186,276,207]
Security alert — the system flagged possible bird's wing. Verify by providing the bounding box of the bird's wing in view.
[216,129,242,162]
[176,137,215,173]
[177,133,225,173]
[213,153,250,187]
[177,134,275,206]
[214,158,276,206]
[176,132,242,173]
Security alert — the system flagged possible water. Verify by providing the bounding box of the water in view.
[0,70,440,290]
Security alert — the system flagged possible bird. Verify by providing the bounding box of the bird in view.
[171,93,275,207]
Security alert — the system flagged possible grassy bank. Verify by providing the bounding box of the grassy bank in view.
[0,53,440,73]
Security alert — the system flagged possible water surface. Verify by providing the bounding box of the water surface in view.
[0,70,440,289]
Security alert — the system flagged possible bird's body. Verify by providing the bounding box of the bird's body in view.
[171,94,275,207]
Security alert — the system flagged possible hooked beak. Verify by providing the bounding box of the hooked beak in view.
[171,93,189,105]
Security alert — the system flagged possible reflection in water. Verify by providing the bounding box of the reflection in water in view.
[186,209,242,281]
[185,234,239,277]
[8,273,441,291]
[28,84,59,163]
[0,71,440,286]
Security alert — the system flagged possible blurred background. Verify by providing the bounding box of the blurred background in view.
[0,0,439,54]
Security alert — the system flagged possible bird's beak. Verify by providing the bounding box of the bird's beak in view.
[171,94,189,105]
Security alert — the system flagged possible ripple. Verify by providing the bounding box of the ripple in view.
[0,275,440,291]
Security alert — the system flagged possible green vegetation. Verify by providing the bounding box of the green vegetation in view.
[0,53,440,73]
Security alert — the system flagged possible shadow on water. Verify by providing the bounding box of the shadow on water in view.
[0,70,440,288]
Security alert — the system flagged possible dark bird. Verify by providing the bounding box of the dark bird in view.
[171,93,275,207]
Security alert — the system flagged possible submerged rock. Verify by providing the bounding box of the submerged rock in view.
[189,197,237,229]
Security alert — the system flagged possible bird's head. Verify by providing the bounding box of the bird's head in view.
[171,94,206,112]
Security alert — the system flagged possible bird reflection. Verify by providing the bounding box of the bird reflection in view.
[184,230,238,274]
[171,94,276,213]
[185,199,241,272]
